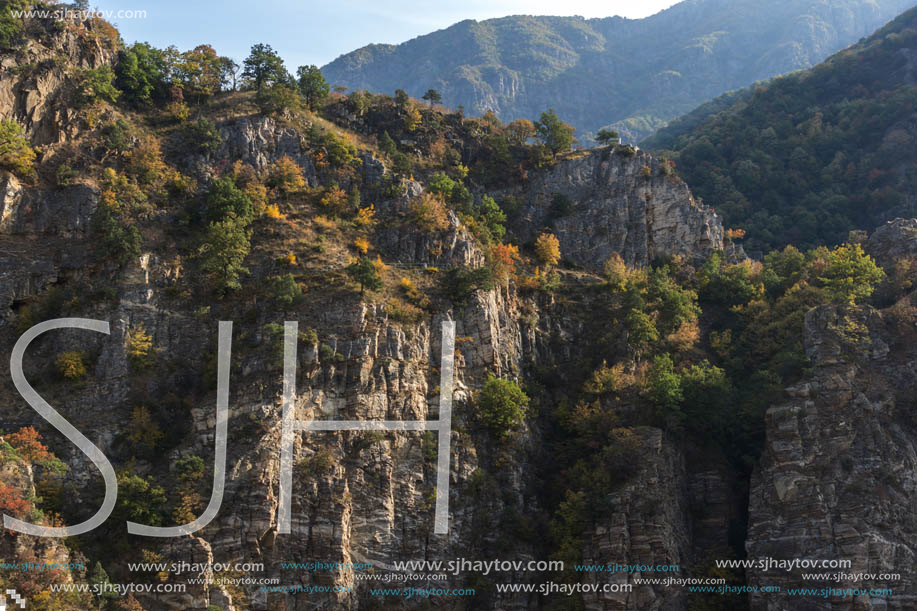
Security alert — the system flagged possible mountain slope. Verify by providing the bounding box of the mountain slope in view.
[648,5,917,253]
[321,0,916,141]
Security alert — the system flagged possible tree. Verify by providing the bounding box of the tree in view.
[394,88,410,107]
[0,0,27,51]
[296,65,329,111]
[116,42,167,107]
[205,177,254,223]
[175,44,222,103]
[535,108,575,158]
[534,232,561,267]
[76,66,121,106]
[197,215,251,292]
[7,427,52,464]
[817,243,885,305]
[90,203,141,266]
[596,128,619,145]
[0,119,36,178]
[56,351,88,380]
[378,131,397,155]
[241,43,288,91]
[422,88,442,107]
[476,375,529,436]
[255,82,302,116]
[506,119,535,146]
[218,56,240,91]
[648,354,683,426]
[346,255,383,296]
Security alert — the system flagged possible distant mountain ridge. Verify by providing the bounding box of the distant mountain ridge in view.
[321,0,916,141]
[646,5,917,252]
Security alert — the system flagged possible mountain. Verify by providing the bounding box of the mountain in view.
[3,7,917,611]
[646,5,917,253]
[321,0,916,141]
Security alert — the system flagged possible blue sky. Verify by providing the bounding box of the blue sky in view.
[93,0,679,70]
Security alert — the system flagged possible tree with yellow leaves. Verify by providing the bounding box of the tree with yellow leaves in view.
[534,232,561,267]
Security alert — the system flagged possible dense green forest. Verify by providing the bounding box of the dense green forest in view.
[648,7,917,253]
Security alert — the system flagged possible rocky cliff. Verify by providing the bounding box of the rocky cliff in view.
[746,303,917,610]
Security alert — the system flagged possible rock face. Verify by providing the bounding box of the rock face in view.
[746,304,917,610]
[511,149,724,270]
[866,218,917,265]
[0,17,117,144]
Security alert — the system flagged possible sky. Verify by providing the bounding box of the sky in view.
[92,0,680,70]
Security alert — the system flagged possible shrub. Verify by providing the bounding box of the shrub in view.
[266,156,306,194]
[185,118,223,156]
[476,375,529,436]
[101,118,133,156]
[410,193,450,232]
[0,119,36,178]
[255,82,303,116]
[56,351,88,380]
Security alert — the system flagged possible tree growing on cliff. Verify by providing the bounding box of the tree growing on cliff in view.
[0,119,36,178]
[422,88,442,107]
[596,128,619,146]
[476,375,529,437]
[535,108,574,158]
[296,64,329,111]
[197,214,251,292]
[346,255,383,296]
[241,43,288,91]
[816,243,885,305]
[534,232,561,267]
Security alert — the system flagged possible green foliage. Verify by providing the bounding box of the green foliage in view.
[378,131,397,156]
[185,117,223,156]
[296,64,329,111]
[816,243,885,305]
[101,118,133,155]
[698,252,759,306]
[0,118,35,178]
[0,0,27,51]
[116,42,168,107]
[255,82,302,116]
[648,354,683,426]
[205,176,253,224]
[534,107,574,157]
[75,66,121,106]
[346,255,383,296]
[197,214,251,292]
[441,266,494,305]
[645,266,699,335]
[113,469,167,526]
[596,128,619,145]
[476,375,529,436]
[654,9,917,250]
[90,203,142,265]
[242,43,288,91]
[625,308,658,354]
[422,88,442,106]
[270,273,302,306]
